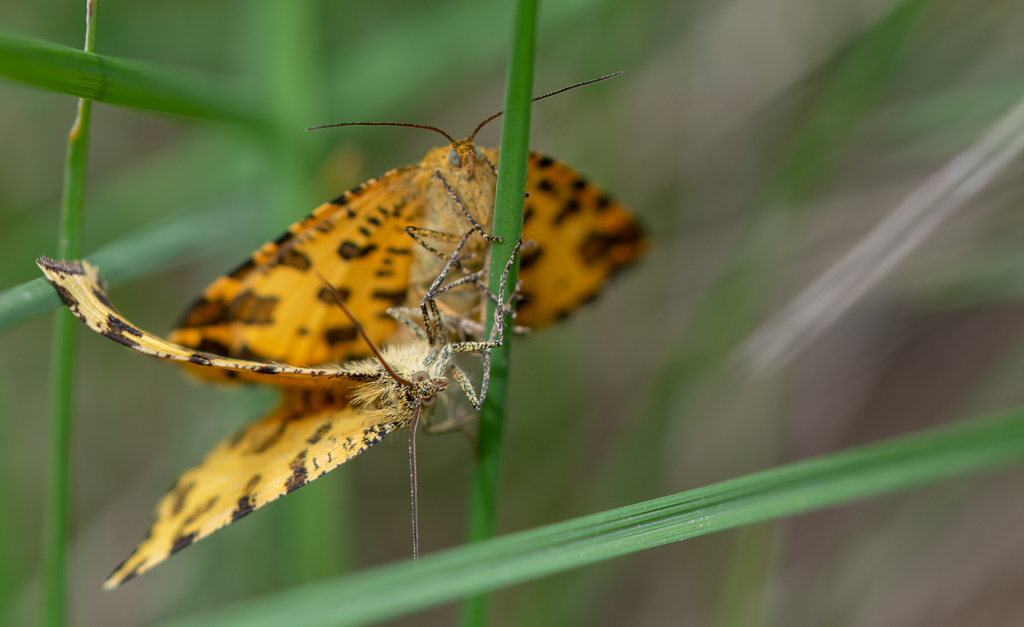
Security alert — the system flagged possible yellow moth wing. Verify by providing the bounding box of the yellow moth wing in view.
[36,257,366,387]
[481,149,648,327]
[103,388,400,588]
[169,165,427,378]
[170,145,648,381]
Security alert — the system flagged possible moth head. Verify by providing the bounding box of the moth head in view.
[446,140,483,179]
[409,370,448,408]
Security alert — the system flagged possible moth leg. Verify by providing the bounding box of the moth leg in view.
[486,237,526,330]
[421,405,477,452]
[385,307,430,341]
[388,306,485,343]
[421,415,475,436]
[472,237,529,316]
[405,226,485,293]
[454,317,531,339]
[442,239,525,408]
[439,238,526,330]
[420,288,450,349]
[433,171,501,243]
[445,237,524,352]
[407,226,486,344]
[449,363,487,410]
[424,268,487,301]
[418,229,479,306]
[421,404,477,435]
[405,225,523,326]
[405,226,472,263]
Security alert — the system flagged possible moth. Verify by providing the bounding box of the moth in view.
[42,76,648,587]
[37,243,520,587]
[168,76,648,384]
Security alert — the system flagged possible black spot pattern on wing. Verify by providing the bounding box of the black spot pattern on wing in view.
[170,532,197,555]
[307,422,332,445]
[231,475,261,522]
[324,326,358,346]
[176,297,228,329]
[279,249,312,271]
[226,290,278,325]
[372,289,407,307]
[519,246,543,269]
[316,285,350,304]
[37,257,85,276]
[106,314,143,338]
[285,450,308,494]
[170,481,195,516]
[338,241,377,260]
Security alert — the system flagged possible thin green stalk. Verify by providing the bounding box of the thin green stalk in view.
[460,0,536,624]
[715,523,777,627]
[154,407,1024,627]
[43,5,96,626]
[253,0,351,583]
[0,30,263,126]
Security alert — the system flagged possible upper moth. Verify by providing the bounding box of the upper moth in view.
[169,79,648,382]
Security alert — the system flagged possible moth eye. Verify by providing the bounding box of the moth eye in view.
[412,370,430,383]
[448,149,462,168]
[474,146,482,160]
[421,394,437,408]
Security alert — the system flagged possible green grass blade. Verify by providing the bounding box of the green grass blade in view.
[597,0,928,525]
[460,1,536,624]
[252,0,352,583]
[45,299,76,627]
[0,201,262,331]
[0,30,264,126]
[0,278,61,330]
[739,89,1024,377]
[152,407,1024,627]
[42,3,97,626]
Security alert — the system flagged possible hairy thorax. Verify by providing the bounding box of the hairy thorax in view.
[343,340,449,424]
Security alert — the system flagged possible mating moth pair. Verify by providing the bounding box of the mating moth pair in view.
[40,82,647,587]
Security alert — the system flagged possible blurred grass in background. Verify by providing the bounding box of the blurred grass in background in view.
[4,0,1024,625]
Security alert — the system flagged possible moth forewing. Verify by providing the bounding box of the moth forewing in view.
[36,257,369,388]
[170,90,647,375]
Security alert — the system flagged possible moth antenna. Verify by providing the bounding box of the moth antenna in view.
[312,269,415,387]
[306,121,457,145]
[468,71,623,141]
[409,403,421,563]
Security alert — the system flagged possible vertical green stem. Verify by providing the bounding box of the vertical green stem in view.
[43,2,96,626]
[255,0,352,583]
[460,1,537,625]
[259,0,319,226]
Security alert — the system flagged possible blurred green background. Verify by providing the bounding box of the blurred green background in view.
[4,0,1024,625]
